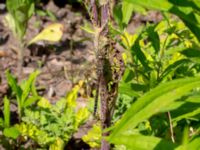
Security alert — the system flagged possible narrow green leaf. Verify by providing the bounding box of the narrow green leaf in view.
[119,83,147,97]
[160,59,190,81]
[146,25,160,53]
[161,93,200,112]
[181,48,200,58]
[21,70,39,107]
[108,134,177,150]
[124,0,200,41]
[169,7,200,41]
[6,70,22,101]
[23,96,40,108]
[132,37,152,71]
[173,107,200,122]
[122,1,134,25]
[113,4,123,29]
[109,77,200,139]
[124,0,173,11]
[0,118,4,127]
[176,136,200,150]
[3,96,10,128]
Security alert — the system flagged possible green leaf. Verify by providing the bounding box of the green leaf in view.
[75,108,90,128]
[169,7,200,41]
[176,136,200,150]
[172,106,200,122]
[6,0,35,40]
[0,118,4,127]
[49,137,65,150]
[124,0,200,41]
[160,59,191,81]
[124,0,173,11]
[113,4,123,30]
[20,70,39,107]
[180,48,200,63]
[82,124,102,148]
[3,127,20,139]
[37,97,51,109]
[109,77,200,139]
[6,70,22,101]
[3,96,10,128]
[146,25,160,53]
[108,134,177,150]
[23,96,40,108]
[131,37,152,71]
[122,1,134,25]
[66,84,80,108]
[80,22,95,34]
[119,83,147,97]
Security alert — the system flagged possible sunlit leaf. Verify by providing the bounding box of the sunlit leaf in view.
[49,137,65,150]
[176,136,200,150]
[75,107,90,128]
[122,1,134,25]
[109,77,200,139]
[3,127,20,139]
[82,123,102,148]
[6,70,22,101]
[37,97,51,109]
[20,70,40,107]
[3,96,10,128]
[6,0,34,40]
[108,134,177,150]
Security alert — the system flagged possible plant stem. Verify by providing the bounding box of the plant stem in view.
[17,42,25,77]
[99,2,111,150]
[89,0,112,149]
[167,111,175,143]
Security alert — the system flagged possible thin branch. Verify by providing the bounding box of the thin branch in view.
[167,111,175,143]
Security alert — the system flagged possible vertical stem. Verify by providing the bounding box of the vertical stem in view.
[17,42,24,77]
[70,40,75,85]
[167,111,175,143]
[17,97,22,122]
[89,1,114,149]
[90,0,100,117]
[90,0,99,26]
[100,2,110,150]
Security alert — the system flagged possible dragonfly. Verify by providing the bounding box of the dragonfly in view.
[93,40,125,117]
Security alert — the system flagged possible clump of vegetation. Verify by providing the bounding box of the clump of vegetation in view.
[1,71,89,149]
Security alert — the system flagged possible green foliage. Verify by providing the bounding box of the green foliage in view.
[3,96,10,128]
[6,70,40,118]
[110,134,177,150]
[3,127,20,139]
[108,1,200,149]
[16,85,89,149]
[124,0,200,41]
[82,123,102,148]
[6,0,35,41]
[0,97,20,140]
[109,77,200,139]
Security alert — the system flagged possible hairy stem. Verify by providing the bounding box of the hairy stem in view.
[17,42,25,77]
